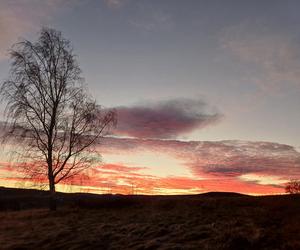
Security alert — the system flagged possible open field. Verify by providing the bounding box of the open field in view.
[1,188,300,249]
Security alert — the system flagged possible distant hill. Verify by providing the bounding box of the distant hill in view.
[194,191,248,197]
[0,186,247,198]
[1,187,300,249]
[0,186,287,211]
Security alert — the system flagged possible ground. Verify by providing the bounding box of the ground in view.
[0,188,300,249]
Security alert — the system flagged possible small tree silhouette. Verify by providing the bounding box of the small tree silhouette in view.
[285,180,300,194]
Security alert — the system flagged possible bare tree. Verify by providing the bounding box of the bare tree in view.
[0,28,116,210]
[285,180,300,194]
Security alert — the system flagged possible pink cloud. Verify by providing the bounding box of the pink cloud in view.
[100,164,146,173]
[114,98,221,139]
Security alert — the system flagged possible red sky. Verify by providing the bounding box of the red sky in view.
[1,135,299,195]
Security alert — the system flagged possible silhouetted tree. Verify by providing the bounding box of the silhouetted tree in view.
[0,28,116,210]
[285,180,300,194]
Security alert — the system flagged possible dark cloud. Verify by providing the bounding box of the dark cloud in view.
[114,98,222,139]
[189,141,300,178]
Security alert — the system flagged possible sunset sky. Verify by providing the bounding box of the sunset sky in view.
[0,0,300,195]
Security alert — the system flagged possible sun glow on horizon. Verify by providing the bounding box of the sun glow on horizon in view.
[102,150,194,178]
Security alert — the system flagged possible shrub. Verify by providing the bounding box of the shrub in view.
[285,180,300,194]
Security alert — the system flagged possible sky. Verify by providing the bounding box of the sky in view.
[0,0,300,195]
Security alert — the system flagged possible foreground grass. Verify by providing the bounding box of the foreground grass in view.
[1,194,300,249]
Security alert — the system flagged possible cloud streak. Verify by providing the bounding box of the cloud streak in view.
[114,98,222,139]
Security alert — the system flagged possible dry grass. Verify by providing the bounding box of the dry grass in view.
[0,190,300,249]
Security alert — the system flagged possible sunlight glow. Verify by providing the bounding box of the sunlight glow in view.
[239,174,288,186]
[102,150,194,178]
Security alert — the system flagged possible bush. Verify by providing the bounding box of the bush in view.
[285,180,300,194]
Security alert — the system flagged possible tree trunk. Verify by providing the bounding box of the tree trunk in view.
[49,178,57,211]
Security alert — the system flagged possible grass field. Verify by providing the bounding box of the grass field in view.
[0,188,300,249]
